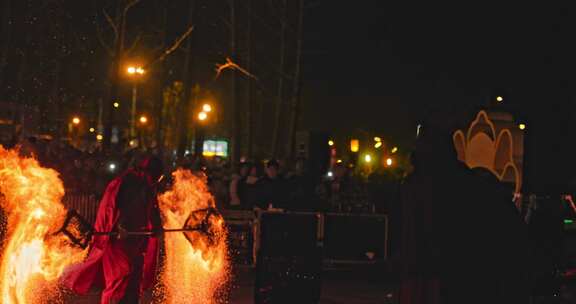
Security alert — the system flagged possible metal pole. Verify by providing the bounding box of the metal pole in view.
[130,84,137,138]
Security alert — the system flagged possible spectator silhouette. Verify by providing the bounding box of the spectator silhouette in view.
[256,159,289,210]
[399,112,529,304]
[229,162,251,207]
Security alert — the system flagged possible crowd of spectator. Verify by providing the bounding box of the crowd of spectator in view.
[1,136,400,214]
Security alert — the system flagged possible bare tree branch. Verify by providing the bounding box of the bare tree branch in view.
[214,57,258,80]
[96,20,114,56]
[149,25,195,66]
[102,9,118,38]
[124,0,141,14]
[126,32,142,55]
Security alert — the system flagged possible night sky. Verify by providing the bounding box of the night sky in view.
[1,0,574,185]
[303,1,576,145]
[301,0,576,186]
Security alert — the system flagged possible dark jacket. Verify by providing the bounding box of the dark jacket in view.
[256,176,290,209]
[399,159,529,304]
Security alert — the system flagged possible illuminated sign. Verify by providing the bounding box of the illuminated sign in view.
[202,140,228,157]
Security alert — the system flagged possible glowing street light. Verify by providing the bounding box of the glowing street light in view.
[96,134,103,141]
[374,136,382,142]
[113,102,120,108]
[374,141,382,149]
[202,103,212,113]
[198,112,208,121]
[496,96,504,102]
[328,140,334,146]
[139,115,148,124]
[391,147,398,154]
[127,66,144,75]
[519,123,526,130]
[72,117,80,125]
[386,158,393,167]
[89,127,95,133]
[364,154,372,163]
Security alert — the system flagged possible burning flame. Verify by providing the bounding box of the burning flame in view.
[158,169,229,304]
[0,147,87,303]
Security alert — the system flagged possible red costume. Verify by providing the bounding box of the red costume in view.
[63,157,162,303]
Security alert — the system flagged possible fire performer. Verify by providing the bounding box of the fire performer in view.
[62,156,163,304]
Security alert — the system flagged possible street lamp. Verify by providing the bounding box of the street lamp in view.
[198,112,208,121]
[72,117,80,125]
[386,158,393,167]
[202,103,212,113]
[328,140,334,146]
[139,115,148,124]
[496,96,504,102]
[127,65,145,139]
[364,154,372,163]
[519,123,526,130]
[89,127,95,133]
[113,102,120,108]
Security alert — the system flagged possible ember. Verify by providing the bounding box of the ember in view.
[0,147,87,304]
[158,169,229,304]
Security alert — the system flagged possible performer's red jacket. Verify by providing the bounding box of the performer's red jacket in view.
[62,165,160,302]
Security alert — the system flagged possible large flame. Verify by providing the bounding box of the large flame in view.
[0,147,87,304]
[158,169,229,304]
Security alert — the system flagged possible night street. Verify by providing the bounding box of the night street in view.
[63,268,397,304]
[1,0,576,303]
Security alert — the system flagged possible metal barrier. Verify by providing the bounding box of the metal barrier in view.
[222,210,389,267]
[62,193,100,225]
[56,198,390,267]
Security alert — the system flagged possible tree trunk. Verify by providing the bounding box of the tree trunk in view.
[287,0,304,159]
[271,0,287,158]
[155,2,168,154]
[103,1,127,151]
[176,0,196,159]
[229,0,242,167]
[245,0,254,159]
[0,0,12,95]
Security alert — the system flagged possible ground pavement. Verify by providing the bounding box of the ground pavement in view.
[63,267,398,303]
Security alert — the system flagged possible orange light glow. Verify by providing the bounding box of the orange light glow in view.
[0,147,87,304]
[350,139,359,152]
[158,169,229,303]
[139,116,148,124]
[203,104,212,113]
[72,117,80,125]
[198,112,208,121]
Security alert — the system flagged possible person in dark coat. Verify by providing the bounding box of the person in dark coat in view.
[256,159,289,210]
[286,158,319,211]
[398,113,529,304]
